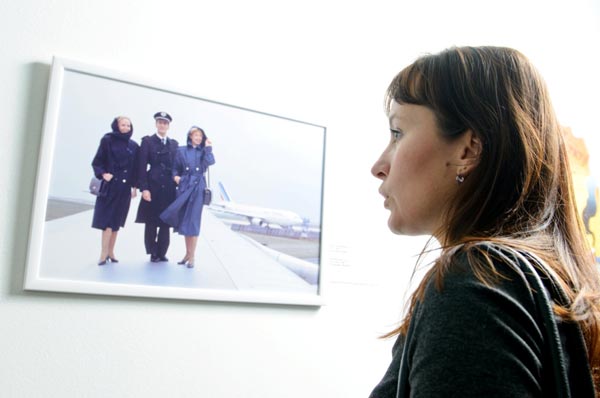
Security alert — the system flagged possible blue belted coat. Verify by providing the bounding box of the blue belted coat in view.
[160,145,215,236]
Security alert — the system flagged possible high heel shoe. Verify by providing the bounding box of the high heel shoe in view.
[98,257,108,266]
[108,256,119,263]
[177,256,189,265]
[186,258,195,268]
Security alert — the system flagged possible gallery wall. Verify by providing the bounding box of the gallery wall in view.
[0,1,598,397]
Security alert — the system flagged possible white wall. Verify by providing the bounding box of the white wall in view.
[1,1,598,397]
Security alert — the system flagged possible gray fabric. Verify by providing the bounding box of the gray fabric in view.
[369,250,594,397]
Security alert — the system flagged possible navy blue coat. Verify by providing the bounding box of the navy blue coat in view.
[91,131,139,231]
[160,145,215,236]
[135,134,179,225]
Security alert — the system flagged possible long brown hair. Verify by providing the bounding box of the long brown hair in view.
[385,46,600,388]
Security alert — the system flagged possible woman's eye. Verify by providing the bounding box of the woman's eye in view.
[390,129,403,141]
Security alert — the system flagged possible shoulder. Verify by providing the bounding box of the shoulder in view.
[416,243,539,338]
[169,138,179,147]
[140,135,158,147]
[423,243,534,304]
[129,139,140,148]
[437,241,532,283]
[140,135,152,144]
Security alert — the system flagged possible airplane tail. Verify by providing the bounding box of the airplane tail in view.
[218,181,232,202]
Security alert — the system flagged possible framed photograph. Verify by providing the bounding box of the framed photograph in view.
[24,57,326,306]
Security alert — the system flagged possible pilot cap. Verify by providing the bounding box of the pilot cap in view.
[153,112,172,122]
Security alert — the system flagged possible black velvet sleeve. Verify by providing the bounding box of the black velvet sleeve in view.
[91,136,109,179]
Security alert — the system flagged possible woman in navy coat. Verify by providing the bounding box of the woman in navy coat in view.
[91,116,139,265]
[160,126,215,268]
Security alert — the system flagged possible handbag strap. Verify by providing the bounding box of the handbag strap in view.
[513,251,571,398]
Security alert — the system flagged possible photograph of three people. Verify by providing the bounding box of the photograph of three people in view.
[24,57,326,306]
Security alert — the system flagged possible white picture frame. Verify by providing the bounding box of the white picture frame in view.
[24,57,326,306]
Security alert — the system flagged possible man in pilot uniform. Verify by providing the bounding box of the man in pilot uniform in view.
[135,112,179,262]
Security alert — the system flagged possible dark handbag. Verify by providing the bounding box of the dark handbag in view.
[89,176,108,197]
[203,187,212,205]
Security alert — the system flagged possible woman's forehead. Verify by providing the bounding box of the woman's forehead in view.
[389,102,421,125]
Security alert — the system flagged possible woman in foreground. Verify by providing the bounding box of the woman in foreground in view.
[370,46,599,397]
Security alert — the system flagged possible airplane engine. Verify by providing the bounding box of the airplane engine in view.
[250,217,268,227]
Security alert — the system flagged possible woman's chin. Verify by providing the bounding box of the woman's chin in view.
[387,217,404,235]
[387,217,424,237]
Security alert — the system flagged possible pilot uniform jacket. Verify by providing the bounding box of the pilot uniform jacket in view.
[369,244,596,398]
[135,134,179,225]
[160,144,215,236]
[91,130,139,231]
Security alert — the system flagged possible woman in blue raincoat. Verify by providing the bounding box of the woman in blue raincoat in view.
[160,126,215,268]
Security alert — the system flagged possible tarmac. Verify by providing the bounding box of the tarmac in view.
[35,198,319,299]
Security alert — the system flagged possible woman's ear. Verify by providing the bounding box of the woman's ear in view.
[456,129,482,176]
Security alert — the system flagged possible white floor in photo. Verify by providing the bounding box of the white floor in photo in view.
[39,197,316,294]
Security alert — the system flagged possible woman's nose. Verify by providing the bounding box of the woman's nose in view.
[371,155,389,180]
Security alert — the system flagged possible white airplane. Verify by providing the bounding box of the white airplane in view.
[208,182,306,228]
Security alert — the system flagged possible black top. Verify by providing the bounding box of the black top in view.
[369,246,595,398]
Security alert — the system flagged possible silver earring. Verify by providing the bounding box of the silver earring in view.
[456,174,465,184]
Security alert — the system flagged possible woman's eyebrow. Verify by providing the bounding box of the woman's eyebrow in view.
[388,114,405,126]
